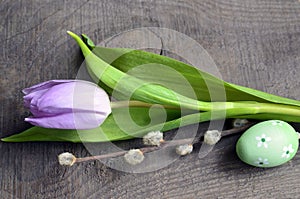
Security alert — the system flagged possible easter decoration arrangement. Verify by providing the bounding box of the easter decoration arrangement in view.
[2,31,300,168]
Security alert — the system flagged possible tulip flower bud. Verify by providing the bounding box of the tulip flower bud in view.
[23,80,111,129]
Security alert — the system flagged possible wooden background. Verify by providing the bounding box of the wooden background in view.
[1,0,300,198]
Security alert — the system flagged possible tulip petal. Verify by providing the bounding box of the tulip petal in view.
[24,89,49,108]
[25,110,109,129]
[23,80,75,108]
[22,80,74,95]
[35,81,111,116]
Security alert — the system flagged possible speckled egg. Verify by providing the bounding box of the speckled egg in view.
[236,120,299,168]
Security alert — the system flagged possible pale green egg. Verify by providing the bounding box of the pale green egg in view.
[236,120,299,168]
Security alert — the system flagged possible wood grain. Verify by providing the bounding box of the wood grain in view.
[1,0,300,198]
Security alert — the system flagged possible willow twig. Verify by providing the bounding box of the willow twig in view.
[72,122,255,164]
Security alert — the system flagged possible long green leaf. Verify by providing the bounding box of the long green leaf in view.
[4,105,299,142]
[4,101,299,142]
[86,43,300,108]
[0,106,244,143]
[1,107,181,142]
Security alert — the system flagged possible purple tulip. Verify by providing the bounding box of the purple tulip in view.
[23,80,111,129]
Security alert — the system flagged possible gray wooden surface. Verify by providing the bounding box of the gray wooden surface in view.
[1,0,300,198]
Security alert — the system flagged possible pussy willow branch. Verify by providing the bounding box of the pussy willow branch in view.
[74,122,254,164]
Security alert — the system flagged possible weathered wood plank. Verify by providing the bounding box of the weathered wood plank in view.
[1,0,300,198]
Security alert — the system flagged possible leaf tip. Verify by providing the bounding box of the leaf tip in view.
[1,137,9,142]
[66,30,74,36]
[67,30,91,57]
[66,30,80,41]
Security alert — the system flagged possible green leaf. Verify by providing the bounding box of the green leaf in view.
[81,34,96,50]
[4,104,299,142]
[87,45,300,108]
[1,107,181,142]
[2,106,247,143]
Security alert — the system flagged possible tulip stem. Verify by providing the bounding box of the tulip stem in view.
[110,100,300,123]
[110,100,180,110]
